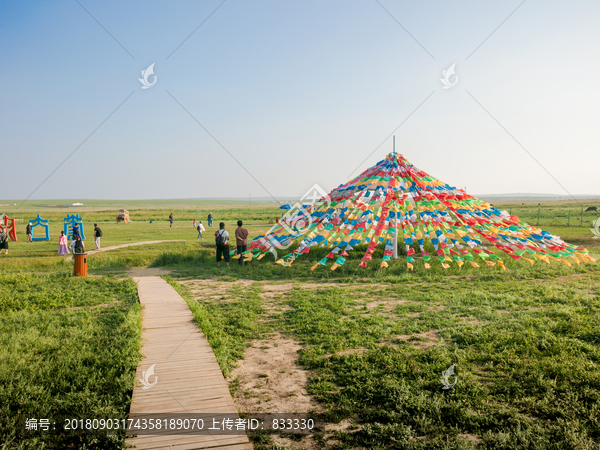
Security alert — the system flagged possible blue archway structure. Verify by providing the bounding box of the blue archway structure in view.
[31,214,50,241]
[64,214,85,240]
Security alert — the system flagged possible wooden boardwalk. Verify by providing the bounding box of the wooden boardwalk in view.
[126,276,251,450]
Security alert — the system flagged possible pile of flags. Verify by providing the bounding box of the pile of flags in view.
[244,152,595,272]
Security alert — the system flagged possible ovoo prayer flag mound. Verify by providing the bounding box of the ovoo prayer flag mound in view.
[247,152,595,271]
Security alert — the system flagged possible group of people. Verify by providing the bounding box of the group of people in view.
[191,212,249,267]
[4,210,252,268]
[57,223,102,255]
[214,220,249,268]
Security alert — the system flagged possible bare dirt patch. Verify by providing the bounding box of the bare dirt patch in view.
[458,433,483,443]
[394,329,441,349]
[228,333,317,414]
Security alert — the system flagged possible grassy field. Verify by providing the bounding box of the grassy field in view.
[2,199,600,449]
[0,275,141,450]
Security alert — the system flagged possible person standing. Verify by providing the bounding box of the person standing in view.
[169,213,174,228]
[94,223,102,249]
[197,221,205,240]
[58,231,69,255]
[193,219,196,228]
[71,223,80,249]
[208,212,213,228]
[235,220,250,266]
[0,226,8,255]
[72,235,85,254]
[26,222,32,242]
[215,222,230,268]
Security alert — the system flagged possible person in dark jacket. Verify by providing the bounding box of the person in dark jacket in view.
[26,222,32,242]
[0,226,8,255]
[72,236,85,254]
[94,223,102,249]
[215,222,230,268]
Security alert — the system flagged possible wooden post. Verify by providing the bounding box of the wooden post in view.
[568,210,570,227]
[537,207,540,226]
[581,207,583,227]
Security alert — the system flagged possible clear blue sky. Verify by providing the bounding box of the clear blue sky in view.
[1,0,599,200]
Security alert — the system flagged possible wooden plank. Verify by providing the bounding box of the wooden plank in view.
[127,276,250,450]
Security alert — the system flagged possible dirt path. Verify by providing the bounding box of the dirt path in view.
[64,240,183,262]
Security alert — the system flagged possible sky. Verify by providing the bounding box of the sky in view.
[1,0,600,201]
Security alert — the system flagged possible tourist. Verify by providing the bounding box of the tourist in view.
[208,212,213,228]
[193,219,196,228]
[197,221,205,240]
[71,223,80,249]
[0,226,8,255]
[94,223,102,249]
[235,220,250,266]
[215,222,229,268]
[169,213,174,228]
[58,231,69,255]
[72,235,85,254]
[26,222,32,242]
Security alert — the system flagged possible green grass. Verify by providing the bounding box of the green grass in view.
[277,280,600,448]
[174,271,600,448]
[0,275,141,449]
[3,200,600,449]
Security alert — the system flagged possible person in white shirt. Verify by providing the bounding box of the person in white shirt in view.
[215,222,230,267]
[197,221,206,239]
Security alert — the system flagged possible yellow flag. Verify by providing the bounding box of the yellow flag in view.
[469,261,479,268]
[498,261,507,271]
[311,263,319,271]
[331,263,340,271]
[456,261,464,269]
[485,260,495,267]
[523,257,535,265]
[257,254,265,260]
[442,263,450,269]
[424,262,431,270]
[534,255,550,265]
[407,263,413,271]
[560,259,572,267]
[380,261,389,269]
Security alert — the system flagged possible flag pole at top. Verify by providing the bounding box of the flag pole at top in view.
[392,135,398,259]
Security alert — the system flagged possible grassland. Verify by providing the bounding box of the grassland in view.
[0,275,141,450]
[2,199,600,449]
